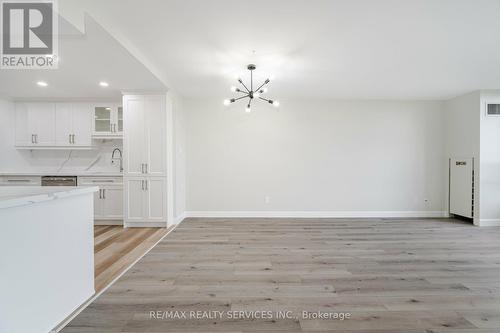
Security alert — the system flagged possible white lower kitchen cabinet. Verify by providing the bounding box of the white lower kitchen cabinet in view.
[79,177,123,225]
[124,177,167,227]
[0,176,41,186]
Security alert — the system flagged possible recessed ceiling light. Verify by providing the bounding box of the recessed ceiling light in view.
[37,81,48,87]
[99,81,109,87]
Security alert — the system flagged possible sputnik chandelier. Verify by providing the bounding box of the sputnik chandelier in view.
[223,64,279,112]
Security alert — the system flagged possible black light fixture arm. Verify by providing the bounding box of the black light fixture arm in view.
[231,95,249,103]
[238,78,250,93]
[254,79,270,93]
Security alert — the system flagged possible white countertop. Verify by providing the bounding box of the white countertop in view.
[0,171,123,177]
[0,186,99,209]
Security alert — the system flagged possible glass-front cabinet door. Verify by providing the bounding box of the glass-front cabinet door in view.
[117,106,123,133]
[94,106,112,134]
[92,104,123,137]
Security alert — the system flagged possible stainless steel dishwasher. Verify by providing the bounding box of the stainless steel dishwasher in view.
[41,176,78,186]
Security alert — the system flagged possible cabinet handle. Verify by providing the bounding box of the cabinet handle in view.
[145,163,148,174]
[68,134,71,144]
[141,180,144,190]
[99,189,102,199]
[114,124,116,132]
[145,180,148,191]
[72,134,75,144]
[102,189,106,199]
[31,134,34,144]
[35,134,38,144]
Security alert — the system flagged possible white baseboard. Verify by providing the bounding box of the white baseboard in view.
[124,221,167,228]
[185,211,448,219]
[94,219,123,226]
[174,212,186,225]
[478,219,500,227]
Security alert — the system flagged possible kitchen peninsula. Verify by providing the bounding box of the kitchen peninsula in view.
[0,186,98,333]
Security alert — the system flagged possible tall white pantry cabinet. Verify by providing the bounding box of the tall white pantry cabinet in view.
[123,94,173,227]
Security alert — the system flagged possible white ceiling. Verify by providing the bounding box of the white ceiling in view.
[0,14,166,100]
[13,0,500,100]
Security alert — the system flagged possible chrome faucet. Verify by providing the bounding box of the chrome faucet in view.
[111,148,123,172]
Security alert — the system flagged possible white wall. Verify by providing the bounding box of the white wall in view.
[479,90,500,225]
[185,99,447,217]
[171,93,187,223]
[0,97,123,174]
[444,91,481,224]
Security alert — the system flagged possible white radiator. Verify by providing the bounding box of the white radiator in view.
[449,158,474,218]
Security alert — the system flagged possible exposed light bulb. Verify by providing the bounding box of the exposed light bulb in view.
[223,99,230,106]
[272,100,280,107]
[254,92,260,98]
[36,81,48,87]
[261,87,268,93]
[230,86,237,92]
[99,81,109,87]
[245,105,251,113]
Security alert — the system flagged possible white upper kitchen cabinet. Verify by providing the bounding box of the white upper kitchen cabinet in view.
[145,96,168,176]
[123,95,167,177]
[123,97,146,176]
[92,104,123,138]
[55,103,92,147]
[15,102,56,147]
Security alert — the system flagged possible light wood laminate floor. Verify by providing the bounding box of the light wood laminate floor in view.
[64,218,500,332]
[94,226,171,293]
